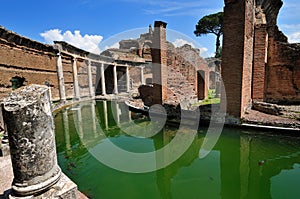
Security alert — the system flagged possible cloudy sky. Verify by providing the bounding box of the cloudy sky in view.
[0,0,299,57]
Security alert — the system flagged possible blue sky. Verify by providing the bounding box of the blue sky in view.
[0,0,299,57]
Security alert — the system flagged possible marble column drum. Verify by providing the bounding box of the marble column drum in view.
[1,85,61,196]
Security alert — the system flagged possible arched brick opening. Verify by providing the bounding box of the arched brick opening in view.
[197,70,205,100]
[209,71,216,89]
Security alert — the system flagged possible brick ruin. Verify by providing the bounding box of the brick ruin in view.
[0,21,211,121]
[0,26,147,104]
[222,0,300,118]
[112,21,210,108]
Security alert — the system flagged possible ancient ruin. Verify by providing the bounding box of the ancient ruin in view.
[2,85,77,198]
[221,0,300,118]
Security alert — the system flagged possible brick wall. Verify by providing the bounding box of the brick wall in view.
[266,33,300,104]
[252,23,268,101]
[0,27,60,100]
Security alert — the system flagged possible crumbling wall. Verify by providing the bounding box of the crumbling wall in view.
[166,43,209,104]
[266,30,300,104]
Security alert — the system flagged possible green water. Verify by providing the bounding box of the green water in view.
[54,100,300,199]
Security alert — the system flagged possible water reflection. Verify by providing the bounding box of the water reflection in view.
[54,100,300,199]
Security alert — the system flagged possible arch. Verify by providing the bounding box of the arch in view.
[197,70,205,100]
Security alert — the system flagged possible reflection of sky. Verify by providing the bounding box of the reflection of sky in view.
[271,164,300,199]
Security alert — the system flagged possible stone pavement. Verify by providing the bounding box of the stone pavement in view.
[0,155,88,199]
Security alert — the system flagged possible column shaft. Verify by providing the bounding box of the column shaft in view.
[87,60,94,98]
[72,57,80,100]
[113,64,118,94]
[101,63,106,95]
[57,52,66,102]
[2,85,61,196]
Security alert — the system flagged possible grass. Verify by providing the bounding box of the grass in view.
[192,89,221,106]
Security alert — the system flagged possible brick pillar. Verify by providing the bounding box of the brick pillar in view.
[252,8,268,101]
[221,0,255,118]
[151,21,167,105]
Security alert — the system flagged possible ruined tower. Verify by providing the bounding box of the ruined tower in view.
[151,21,168,104]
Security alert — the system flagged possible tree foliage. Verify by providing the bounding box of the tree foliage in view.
[194,12,223,57]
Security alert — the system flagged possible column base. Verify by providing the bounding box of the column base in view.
[9,173,78,199]
[12,167,61,196]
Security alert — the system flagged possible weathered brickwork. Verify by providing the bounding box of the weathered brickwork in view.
[266,35,300,104]
[0,27,59,100]
[222,0,248,117]
[222,0,300,118]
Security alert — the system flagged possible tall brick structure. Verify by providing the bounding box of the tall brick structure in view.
[151,21,168,105]
[222,0,300,118]
[221,0,255,118]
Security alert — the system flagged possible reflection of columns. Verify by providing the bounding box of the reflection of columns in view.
[74,104,83,139]
[111,101,120,125]
[240,135,251,199]
[88,60,94,98]
[57,51,66,103]
[103,100,108,130]
[72,56,80,100]
[140,66,145,85]
[113,64,118,94]
[100,63,106,95]
[90,101,97,138]
[62,110,71,152]
[126,65,130,92]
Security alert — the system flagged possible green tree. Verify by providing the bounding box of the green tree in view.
[194,12,223,57]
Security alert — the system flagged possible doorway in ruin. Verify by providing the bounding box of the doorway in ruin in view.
[197,70,205,100]
[117,67,127,93]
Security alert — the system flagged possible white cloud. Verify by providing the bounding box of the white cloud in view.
[172,39,195,48]
[288,32,300,43]
[40,29,103,54]
[104,42,120,50]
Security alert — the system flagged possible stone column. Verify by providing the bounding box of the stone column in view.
[140,66,145,85]
[57,50,66,103]
[126,65,130,92]
[101,63,106,95]
[2,85,61,196]
[87,60,94,98]
[72,56,80,101]
[113,64,118,95]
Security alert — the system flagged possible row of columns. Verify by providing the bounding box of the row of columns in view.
[56,49,136,102]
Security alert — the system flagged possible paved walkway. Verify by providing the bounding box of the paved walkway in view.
[0,155,88,199]
[0,155,13,198]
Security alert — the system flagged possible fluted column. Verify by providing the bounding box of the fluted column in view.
[100,63,106,95]
[113,64,118,95]
[72,56,80,100]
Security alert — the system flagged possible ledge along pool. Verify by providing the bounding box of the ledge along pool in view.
[54,100,300,199]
